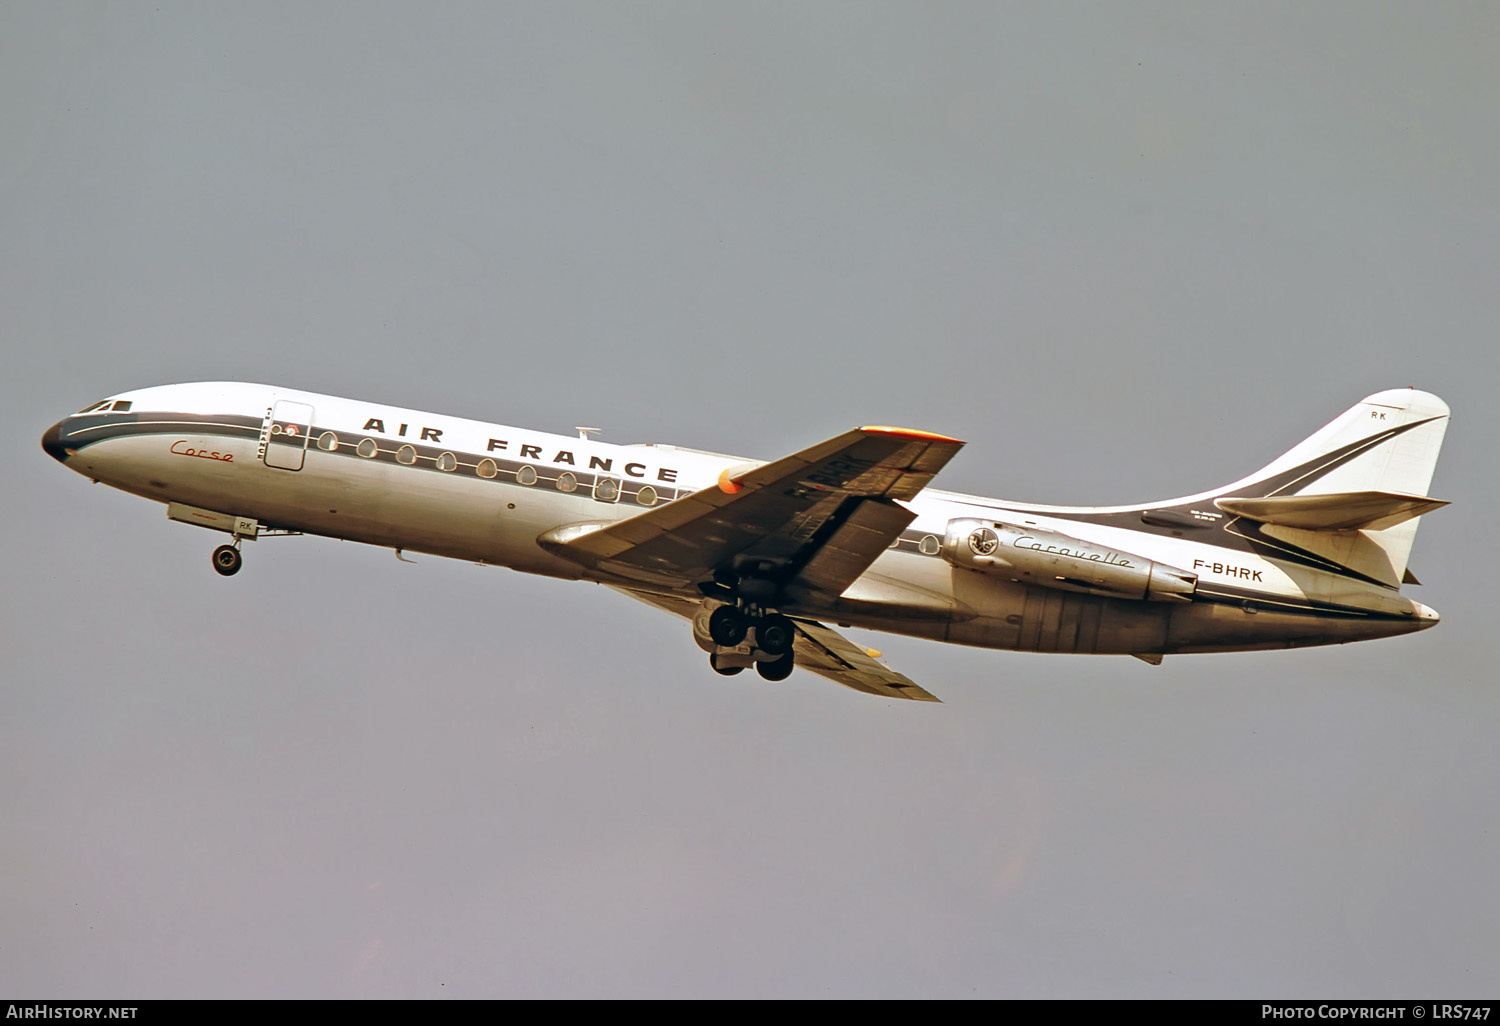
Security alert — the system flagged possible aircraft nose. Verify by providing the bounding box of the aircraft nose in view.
[41,420,70,463]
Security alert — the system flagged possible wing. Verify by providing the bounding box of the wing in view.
[615,589,941,703]
[542,426,964,598]
[790,618,941,702]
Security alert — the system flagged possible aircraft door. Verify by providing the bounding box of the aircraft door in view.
[263,400,314,471]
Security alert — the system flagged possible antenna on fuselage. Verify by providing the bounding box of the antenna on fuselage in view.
[575,426,602,441]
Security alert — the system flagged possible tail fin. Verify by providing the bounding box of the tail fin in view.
[1214,388,1450,588]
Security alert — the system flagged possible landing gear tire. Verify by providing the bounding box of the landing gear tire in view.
[755,614,795,656]
[708,605,749,647]
[709,652,743,676]
[756,651,795,682]
[212,544,242,577]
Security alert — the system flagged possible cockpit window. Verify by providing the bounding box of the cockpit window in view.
[111,400,132,412]
[77,400,111,413]
[76,399,133,414]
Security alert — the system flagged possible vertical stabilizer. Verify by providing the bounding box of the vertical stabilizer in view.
[1216,389,1449,588]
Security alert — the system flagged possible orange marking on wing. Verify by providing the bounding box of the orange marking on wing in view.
[860,426,962,444]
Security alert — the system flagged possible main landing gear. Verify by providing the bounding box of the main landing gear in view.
[709,652,744,676]
[707,606,795,656]
[755,651,795,681]
[705,605,799,681]
[708,648,796,681]
[211,543,242,577]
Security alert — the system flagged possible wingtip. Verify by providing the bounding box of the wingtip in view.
[859,425,964,444]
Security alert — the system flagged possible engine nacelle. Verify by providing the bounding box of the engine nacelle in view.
[941,518,1197,603]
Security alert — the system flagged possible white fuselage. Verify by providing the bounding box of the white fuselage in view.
[43,382,1439,658]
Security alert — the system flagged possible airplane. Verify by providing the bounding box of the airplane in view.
[41,384,1449,702]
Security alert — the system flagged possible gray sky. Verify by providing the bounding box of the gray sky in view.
[3,1,1497,998]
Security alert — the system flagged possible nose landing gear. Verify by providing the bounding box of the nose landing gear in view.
[211,543,242,576]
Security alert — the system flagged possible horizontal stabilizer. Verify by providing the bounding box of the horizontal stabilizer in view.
[1215,491,1449,532]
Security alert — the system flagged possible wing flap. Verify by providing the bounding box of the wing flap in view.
[789,499,916,598]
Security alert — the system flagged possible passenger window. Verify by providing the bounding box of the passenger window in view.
[436,452,457,472]
[517,465,537,485]
[636,485,657,506]
[919,535,941,555]
[557,472,578,493]
[595,478,618,501]
[357,438,379,458]
[477,458,498,479]
[317,431,339,451]
[396,444,417,465]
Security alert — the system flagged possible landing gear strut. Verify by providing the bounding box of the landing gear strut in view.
[211,543,242,577]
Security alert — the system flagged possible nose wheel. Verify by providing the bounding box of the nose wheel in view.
[212,543,242,577]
